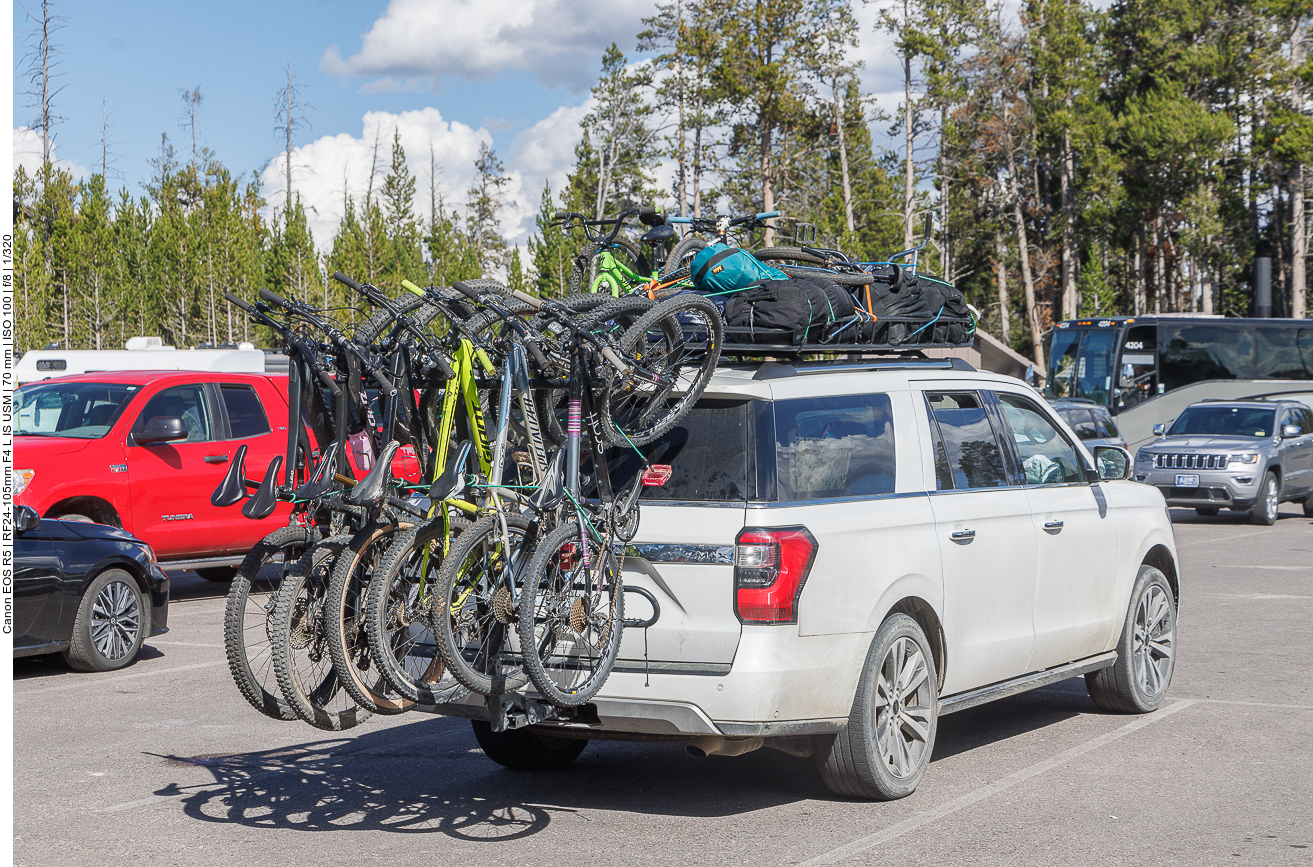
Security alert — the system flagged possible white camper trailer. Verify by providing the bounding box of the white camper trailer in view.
[15,337,272,385]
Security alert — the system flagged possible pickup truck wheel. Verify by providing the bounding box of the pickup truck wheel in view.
[471,721,588,770]
[63,569,146,672]
[815,614,938,800]
[1250,472,1279,525]
[1085,565,1176,713]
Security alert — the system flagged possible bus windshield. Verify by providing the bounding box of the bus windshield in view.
[1046,328,1118,407]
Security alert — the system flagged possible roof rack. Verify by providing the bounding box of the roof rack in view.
[752,356,974,380]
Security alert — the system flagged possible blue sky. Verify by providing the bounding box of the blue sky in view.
[12,0,904,246]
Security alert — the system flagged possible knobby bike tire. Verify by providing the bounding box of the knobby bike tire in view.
[600,293,722,447]
[271,535,374,731]
[516,518,624,708]
[432,512,535,696]
[774,264,874,286]
[325,518,419,715]
[535,295,659,447]
[752,246,827,266]
[364,518,474,704]
[224,525,315,721]
[661,237,708,279]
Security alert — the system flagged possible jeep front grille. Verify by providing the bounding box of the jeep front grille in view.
[1153,453,1229,470]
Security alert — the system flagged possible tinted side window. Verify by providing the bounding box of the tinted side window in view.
[221,385,272,439]
[132,386,214,443]
[998,394,1084,485]
[1066,408,1099,440]
[772,394,896,500]
[1301,408,1313,435]
[1094,408,1120,439]
[608,400,748,502]
[926,392,1007,490]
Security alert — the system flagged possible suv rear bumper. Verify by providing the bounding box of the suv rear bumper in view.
[426,628,872,738]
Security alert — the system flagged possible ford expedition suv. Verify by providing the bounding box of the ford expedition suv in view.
[443,358,1181,801]
[14,371,299,579]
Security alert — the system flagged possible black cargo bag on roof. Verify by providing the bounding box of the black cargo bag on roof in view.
[721,281,811,342]
[916,275,971,344]
[861,265,932,345]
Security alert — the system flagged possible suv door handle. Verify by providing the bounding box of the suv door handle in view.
[1043,519,1064,532]
[950,528,976,542]
[204,454,230,464]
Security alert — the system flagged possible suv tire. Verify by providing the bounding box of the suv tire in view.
[1086,564,1176,713]
[471,721,588,770]
[815,614,939,800]
[1250,472,1279,525]
[1303,497,1313,518]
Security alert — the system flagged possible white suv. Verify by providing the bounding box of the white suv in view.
[441,358,1181,800]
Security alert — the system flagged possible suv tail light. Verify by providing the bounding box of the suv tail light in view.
[733,526,818,624]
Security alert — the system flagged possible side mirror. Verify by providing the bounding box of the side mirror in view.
[1093,446,1133,481]
[14,505,40,533]
[135,416,188,444]
[1282,424,1301,438]
[1152,423,1166,437]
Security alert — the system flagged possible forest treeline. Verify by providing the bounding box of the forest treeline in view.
[13,0,1313,364]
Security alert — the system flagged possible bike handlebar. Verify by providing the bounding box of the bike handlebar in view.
[224,292,254,313]
[331,271,364,292]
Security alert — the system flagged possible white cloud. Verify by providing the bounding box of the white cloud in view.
[265,104,594,252]
[12,127,90,181]
[321,0,652,92]
[508,100,590,208]
[263,107,493,250]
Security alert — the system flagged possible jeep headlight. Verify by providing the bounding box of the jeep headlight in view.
[1230,453,1259,465]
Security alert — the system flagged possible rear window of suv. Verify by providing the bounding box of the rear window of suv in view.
[609,399,750,502]
[766,394,897,501]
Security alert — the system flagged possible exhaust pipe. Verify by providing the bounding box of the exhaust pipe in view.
[685,736,764,758]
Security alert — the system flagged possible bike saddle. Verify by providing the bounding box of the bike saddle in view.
[211,443,249,507]
[529,448,566,512]
[428,440,472,502]
[347,440,400,506]
[294,447,338,501]
[241,454,283,520]
[639,224,676,245]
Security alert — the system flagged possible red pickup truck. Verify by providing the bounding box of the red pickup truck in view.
[14,371,299,579]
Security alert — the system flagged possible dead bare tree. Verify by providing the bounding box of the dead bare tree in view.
[274,61,313,213]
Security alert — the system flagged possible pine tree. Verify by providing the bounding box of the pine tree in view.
[528,182,573,298]
[466,142,511,275]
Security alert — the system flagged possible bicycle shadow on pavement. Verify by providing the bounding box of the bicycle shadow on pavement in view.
[149,716,830,840]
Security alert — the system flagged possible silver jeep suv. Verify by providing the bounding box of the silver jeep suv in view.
[1134,399,1313,523]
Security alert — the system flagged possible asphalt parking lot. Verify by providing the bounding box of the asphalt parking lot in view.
[13,506,1313,866]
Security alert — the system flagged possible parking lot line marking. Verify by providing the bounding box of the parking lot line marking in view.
[15,662,225,697]
[796,699,1199,867]
[1188,697,1313,711]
